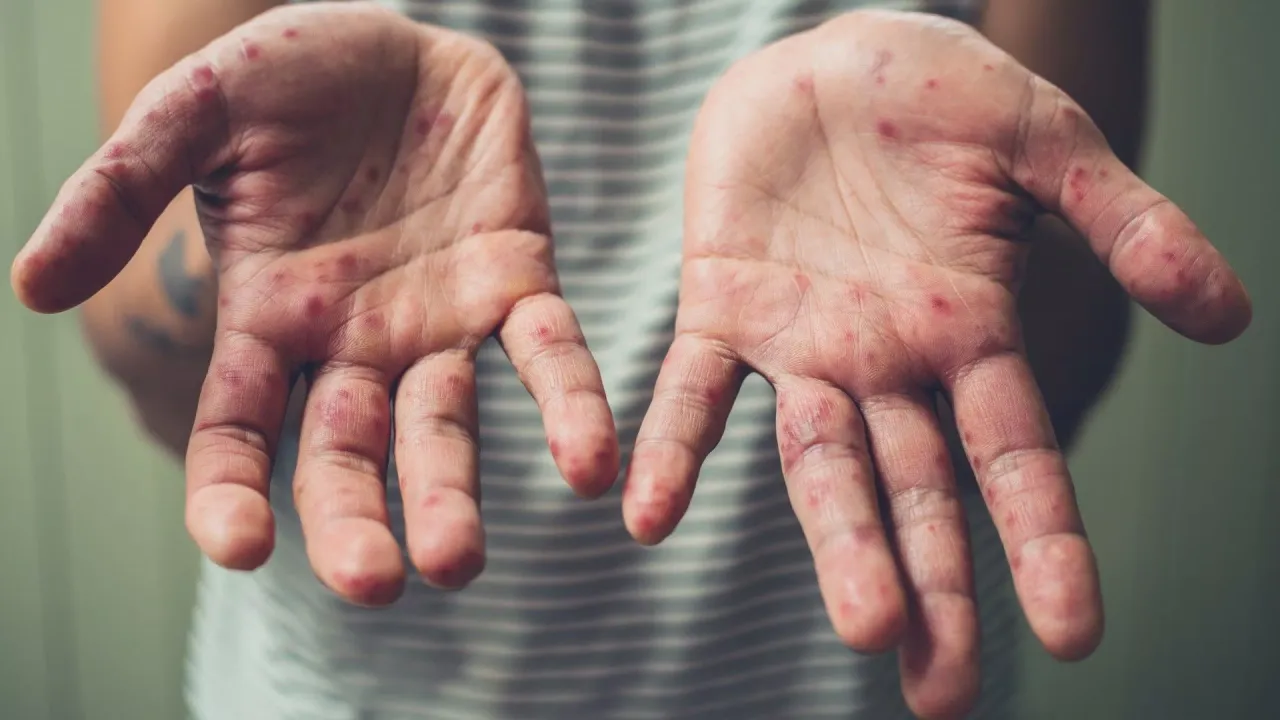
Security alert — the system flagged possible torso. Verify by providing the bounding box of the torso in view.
[186,2,1015,718]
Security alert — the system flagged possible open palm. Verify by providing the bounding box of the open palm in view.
[623,10,1251,718]
[12,3,618,604]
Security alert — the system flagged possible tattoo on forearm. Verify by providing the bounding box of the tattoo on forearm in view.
[125,316,210,358]
[123,228,214,358]
[158,229,208,318]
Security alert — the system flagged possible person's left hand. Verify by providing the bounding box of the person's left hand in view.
[622,10,1251,718]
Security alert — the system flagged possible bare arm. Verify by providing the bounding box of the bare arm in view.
[983,0,1150,449]
[81,0,281,456]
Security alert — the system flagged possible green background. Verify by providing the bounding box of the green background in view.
[1,1,1276,718]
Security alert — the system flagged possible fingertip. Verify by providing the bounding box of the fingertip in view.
[1014,533,1104,661]
[405,490,486,590]
[821,550,909,654]
[550,417,620,499]
[186,484,276,571]
[621,460,694,546]
[900,594,982,720]
[312,518,406,606]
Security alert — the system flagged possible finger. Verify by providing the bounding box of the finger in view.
[394,352,485,590]
[1014,91,1250,344]
[186,331,290,570]
[776,377,907,653]
[860,392,978,720]
[499,292,619,498]
[945,350,1102,660]
[294,364,403,606]
[622,333,744,544]
[12,56,230,312]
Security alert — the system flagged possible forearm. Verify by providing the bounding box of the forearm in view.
[82,0,280,456]
[81,191,215,456]
[982,0,1150,448]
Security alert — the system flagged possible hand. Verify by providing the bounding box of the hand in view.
[12,4,618,604]
[622,10,1250,718]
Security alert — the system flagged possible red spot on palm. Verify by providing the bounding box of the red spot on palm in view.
[102,143,126,160]
[794,272,811,293]
[304,294,326,318]
[360,310,384,330]
[793,73,815,95]
[337,253,358,273]
[924,78,939,90]
[982,63,994,72]
[876,120,899,140]
[470,222,485,235]
[929,295,952,315]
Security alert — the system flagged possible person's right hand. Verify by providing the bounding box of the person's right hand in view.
[11,3,619,605]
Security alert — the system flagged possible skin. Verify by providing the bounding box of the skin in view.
[26,4,621,600]
[16,1,1251,718]
[621,8,1249,719]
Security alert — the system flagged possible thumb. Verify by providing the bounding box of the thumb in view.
[1012,81,1251,345]
[11,56,231,313]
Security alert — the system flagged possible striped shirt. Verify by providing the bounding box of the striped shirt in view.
[187,1,1017,718]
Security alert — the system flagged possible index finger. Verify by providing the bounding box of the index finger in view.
[1012,81,1251,344]
[11,53,231,313]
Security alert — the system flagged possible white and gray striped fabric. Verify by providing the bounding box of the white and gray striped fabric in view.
[186,2,1019,718]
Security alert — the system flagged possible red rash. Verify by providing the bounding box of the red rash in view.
[191,65,218,103]
[876,120,899,140]
[470,222,485,235]
[794,272,811,293]
[340,198,363,215]
[924,79,939,90]
[304,294,326,318]
[982,63,995,72]
[244,43,261,61]
[533,325,552,342]
[102,143,125,160]
[282,27,299,39]
[793,73,815,95]
[929,295,951,315]
[1068,167,1089,203]
[361,313,384,331]
[337,253,358,273]
[365,166,380,183]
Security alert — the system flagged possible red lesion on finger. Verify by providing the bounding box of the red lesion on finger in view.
[924,78,940,90]
[337,253,358,274]
[303,294,326,318]
[244,42,262,61]
[364,166,380,183]
[794,272,811,293]
[970,455,983,472]
[982,63,995,72]
[876,120,899,141]
[470,222,485,235]
[282,27,299,40]
[340,198,363,215]
[929,295,952,316]
[102,143,126,160]
[361,312,385,332]
[532,324,553,343]
[190,65,219,103]
[1067,167,1089,203]
[793,72,815,95]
